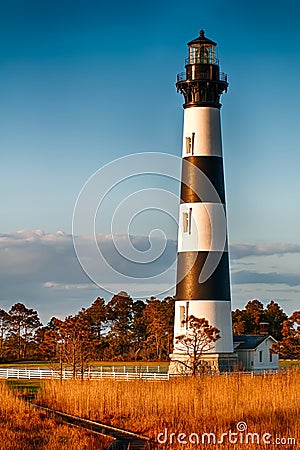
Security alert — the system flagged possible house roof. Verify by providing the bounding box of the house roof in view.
[233,335,276,350]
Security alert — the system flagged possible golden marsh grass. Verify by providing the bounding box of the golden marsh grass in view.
[0,382,112,450]
[37,369,300,449]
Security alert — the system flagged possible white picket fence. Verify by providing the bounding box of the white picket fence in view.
[0,367,280,381]
[0,367,171,381]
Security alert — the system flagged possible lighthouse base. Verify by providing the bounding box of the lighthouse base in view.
[168,352,238,375]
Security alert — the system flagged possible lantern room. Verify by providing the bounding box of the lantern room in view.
[187,29,218,65]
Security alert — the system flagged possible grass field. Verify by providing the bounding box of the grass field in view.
[37,369,299,449]
[0,360,169,370]
[0,382,112,450]
[279,359,300,367]
[7,379,41,395]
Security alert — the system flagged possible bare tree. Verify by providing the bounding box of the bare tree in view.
[175,315,220,376]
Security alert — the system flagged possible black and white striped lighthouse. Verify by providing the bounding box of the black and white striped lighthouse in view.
[169,30,236,372]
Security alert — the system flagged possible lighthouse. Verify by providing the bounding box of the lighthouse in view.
[169,30,237,373]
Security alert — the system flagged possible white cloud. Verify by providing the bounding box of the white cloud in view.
[230,243,300,259]
[0,231,299,321]
[43,282,98,290]
[232,270,300,286]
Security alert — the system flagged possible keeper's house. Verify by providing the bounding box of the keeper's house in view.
[233,333,279,372]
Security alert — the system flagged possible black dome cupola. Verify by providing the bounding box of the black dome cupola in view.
[176,30,228,109]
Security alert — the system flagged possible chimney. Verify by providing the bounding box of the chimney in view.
[259,322,270,336]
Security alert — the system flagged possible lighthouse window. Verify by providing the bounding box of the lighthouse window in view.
[180,306,185,326]
[183,212,189,233]
[189,47,199,64]
[183,209,192,234]
[200,46,209,63]
[185,134,195,154]
[185,137,191,154]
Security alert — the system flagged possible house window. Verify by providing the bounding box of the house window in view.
[269,351,273,363]
[259,351,263,363]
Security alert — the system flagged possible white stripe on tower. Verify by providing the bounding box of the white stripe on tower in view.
[182,107,222,158]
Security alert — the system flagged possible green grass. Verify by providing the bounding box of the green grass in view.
[89,361,169,367]
[0,360,169,369]
[0,361,52,368]
[6,379,42,395]
[279,359,300,367]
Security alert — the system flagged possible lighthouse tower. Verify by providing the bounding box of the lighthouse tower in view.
[169,30,237,373]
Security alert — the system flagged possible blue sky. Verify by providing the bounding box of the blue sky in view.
[0,0,300,322]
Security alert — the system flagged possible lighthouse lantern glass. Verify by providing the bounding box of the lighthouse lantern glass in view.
[188,44,216,65]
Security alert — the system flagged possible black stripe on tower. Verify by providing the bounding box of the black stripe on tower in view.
[180,156,225,204]
[176,251,231,301]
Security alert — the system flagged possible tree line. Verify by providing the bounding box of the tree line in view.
[0,292,174,370]
[233,299,299,359]
[0,295,298,371]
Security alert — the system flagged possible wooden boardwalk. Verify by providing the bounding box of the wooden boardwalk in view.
[32,403,158,449]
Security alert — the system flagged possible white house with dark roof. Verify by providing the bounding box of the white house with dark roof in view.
[233,335,279,372]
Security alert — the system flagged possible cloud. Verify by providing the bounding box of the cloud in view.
[0,230,176,283]
[43,282,98,290]
[0,230,85,281]
[230,243,300,260]
[0,230,177,321]
[1,231,299,321]
[232,270,300,287]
